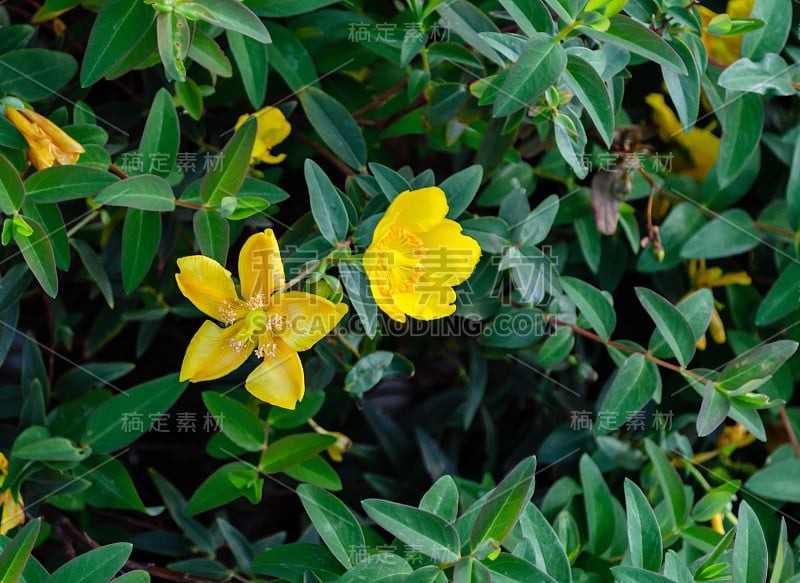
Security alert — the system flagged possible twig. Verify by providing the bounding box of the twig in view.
[779,407,800,458]
[293,131,356,177]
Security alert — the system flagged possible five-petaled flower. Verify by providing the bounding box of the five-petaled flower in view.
[685,259,751,349]
[176,229,347,409]
[364,187,481,322]
[234,106,291,165]
[646,94,720,181]
[5,105,84,170]
[0,453,24,536]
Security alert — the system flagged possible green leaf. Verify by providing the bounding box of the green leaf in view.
[0,49,77,101]
[741,0,792,59]
[95,174,175,211]
[369,163,412,200]
[252,543,344,580]
[679,209,760,259]
[174,78,203,120]
[297,485,365,569]
[121,209,161,293]
[497,0,548,36]
[345,351,414,397]
[0,154,24,215]
[719,340,798,390]
[71,239,114,309]
[362,499,460,563]
[635,287,695,367]
[185,462,262,515]
[305,159,349,245]
[756,262,800,325]
[265,22,317,92]
[82,373,188,453]
[227,30,268,109]
[140,87,179,178]
[644,439,688,530]
[248,0,341,16]
[598,354,660,432]
[579,454,615,555]
[435,0,505,65]
[24,166,118,204]
[519,195,559,246]
[516,504,571,582]
[441,165,483,219]
[300,87,367,171]
[192,0,270,42]
[193,209,229,265]
[745,460,800,502]
[14,436,90,462]
[562,54,614,147]
[624,479,662,571]
[611,567,675,583]
[46,543,132,583]
[339,263,378,338]
[560,275,616,341]
[156,11,189,83]
[283,455,342,491]
[662,36,702,132]
[200,117,256,207]
[717,91,763,188]
[150,470,215,555]
[0,519,41,583]
[453,558,491,583]
[0,117,28,151]
[482,553,557,583]
[493,33,567,117]
[420,476,459,523]
[696,381,730,437]
[82,455,148,512]
[81,0,155,86]
[579,16,687,74]
[691,481,739,522]
[188,29,233,78]
[470,456,536,554]
[718,54,797,96]
[202,392,264,453]
[259,433,337,474]
[733,502,768,583]
[13,216,57,298]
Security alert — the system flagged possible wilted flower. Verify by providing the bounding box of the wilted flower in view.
[0,453,24,535]
[686,259,751,349]
[5,105,84,170]
[646,94,720,181]
[698,0,755,66]
[363,187,481,322]
[176,229,347,409]
[308,419,352,462]
[234,106,291,165]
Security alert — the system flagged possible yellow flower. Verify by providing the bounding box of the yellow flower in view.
[234,106,291,165]
[4,105,84,170]
[710,513,725,534]
[698,0,755,66]
[363,187,481,322]
[646,94,720,181]
[685,259,751,349]
[0,453,24,536]
[176,229,347,409]
[308,419,352,462]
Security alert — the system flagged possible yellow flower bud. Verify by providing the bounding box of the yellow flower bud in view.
[5,105,84,170]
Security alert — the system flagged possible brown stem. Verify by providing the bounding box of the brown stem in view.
[284,238,352,289]
[353,78,409,118]
[108,164,129,180]
[779,407,800,458]
[294,131,356,177]
[547,316,709,383]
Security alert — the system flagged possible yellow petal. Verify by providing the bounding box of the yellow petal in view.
[256,151,288,165]
[709,307,726,344]
[234,113,251,131]
[239,229,285,304]
[0,490,23,535]
[180,320,252,382]
[683,128,720,180]
[646,94,685,143]
[393,286,457,320]
[255,107,291,146]
[710,270,751,287]
[369,281,407,323]
[696,333,708,351]
[0,454,7,476]
[269,291,348,352]
[418,219,481,287]
[176,256,246,322]
[245,338,304,409]
[373,187,449,242]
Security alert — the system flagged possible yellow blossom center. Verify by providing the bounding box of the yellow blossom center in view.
[229,309,286,358]
[371,226,425,295]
